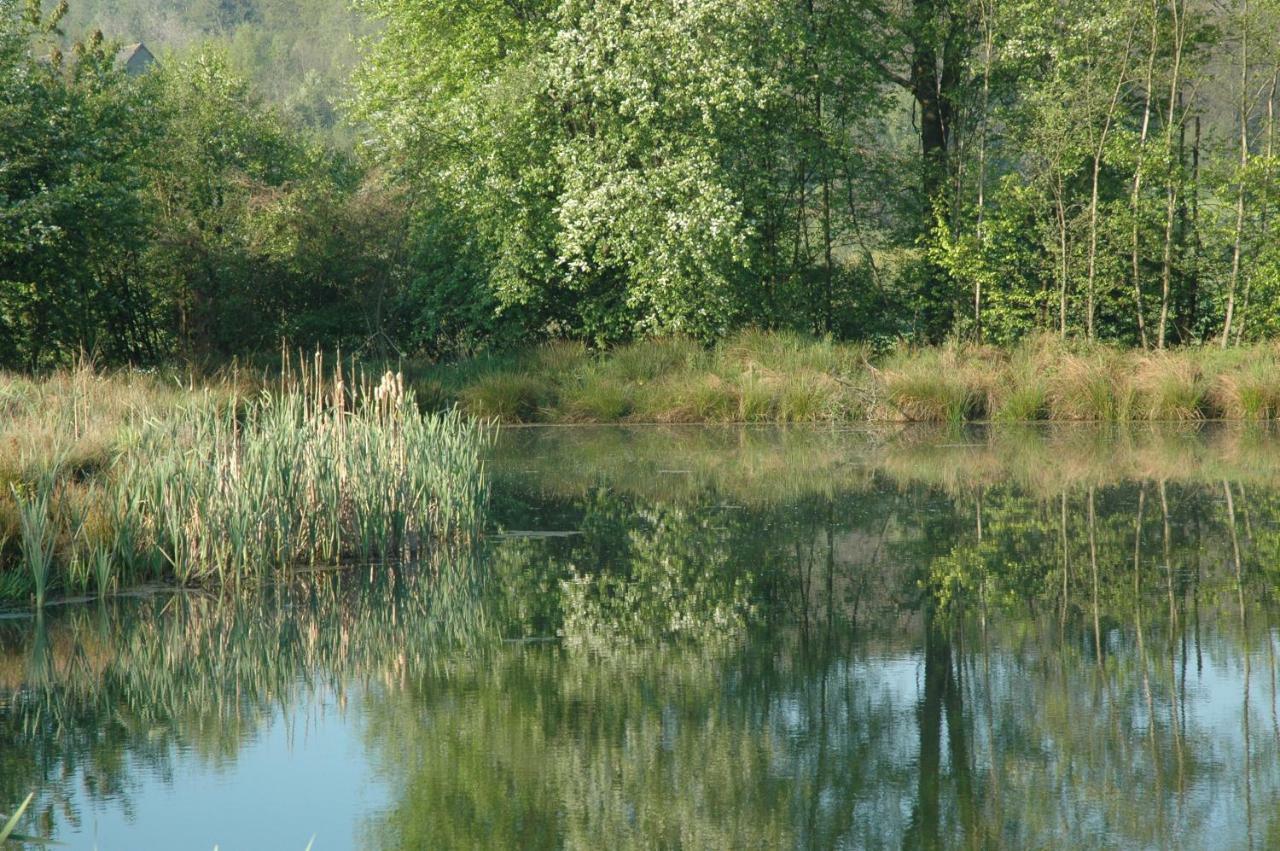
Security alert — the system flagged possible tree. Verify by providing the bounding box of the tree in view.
[0,0,160,368]
[352,0,888,348]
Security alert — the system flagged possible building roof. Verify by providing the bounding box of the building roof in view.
[115,42,156,76]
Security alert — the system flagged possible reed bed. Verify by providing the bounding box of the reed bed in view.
[0,359,493,606]
[416,331,1280,424]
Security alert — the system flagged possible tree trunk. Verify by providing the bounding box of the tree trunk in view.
[974,1,993,339]
[1085,28,1134,340]
[1129,1,1159,349]
[1157,0,1188,349]
[910,0,957,337]
[1242,68,1280,343]
[1056,180,1069,337]
[1222,0,1250,347]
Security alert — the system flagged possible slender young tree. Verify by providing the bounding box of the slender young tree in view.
[1128,0,1160,349]
[1157,0,1190,349]
[1084,20,1136,340]
[1222,0,1251,346]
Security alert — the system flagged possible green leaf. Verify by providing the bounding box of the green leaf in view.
[0,794,32,843]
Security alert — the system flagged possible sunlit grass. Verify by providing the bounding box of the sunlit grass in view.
[0,359,492,607]
[417,332,1280,424]
[414,329,871,424]
[880,344,996,422]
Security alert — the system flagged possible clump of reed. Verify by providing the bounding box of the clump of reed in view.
[12,481,56,608]
[458,372,553,421]
[1130,352,1206,420]
[1043,348,1135,421]
[1205,345,1280,419]
[879,344,999,422]
[0,358,493,606]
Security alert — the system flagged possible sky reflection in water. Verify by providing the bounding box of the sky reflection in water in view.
[2,424,1280,849]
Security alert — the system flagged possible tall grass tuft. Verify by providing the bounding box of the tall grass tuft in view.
[1207,348,1280,419]
[1044,350,1134,421]
[457,372,550,421]
[417,333,1280,425]
[12,481,55,608]
[1132,353,1206,420]
[121,360,493,584]
[410,329,871,423]
[880,346,995,422]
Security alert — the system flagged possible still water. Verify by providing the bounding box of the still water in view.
[4,425,1280,849]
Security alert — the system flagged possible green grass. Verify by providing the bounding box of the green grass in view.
[459,372,549,421]
[0,360,492,607]
[411,329,872,424]
[415,331,1280,425]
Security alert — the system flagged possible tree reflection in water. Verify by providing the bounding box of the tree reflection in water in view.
[3,425,1280,848]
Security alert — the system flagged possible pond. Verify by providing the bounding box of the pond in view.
[3,424,1280,849]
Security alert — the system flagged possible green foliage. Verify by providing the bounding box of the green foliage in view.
[140,50,415,358]
[0,8,413,368]
[10,0,1280,368]
[0,1,158,367]
[353,0,894,346]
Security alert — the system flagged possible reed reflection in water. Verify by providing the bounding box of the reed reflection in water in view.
[2,424,1280,848]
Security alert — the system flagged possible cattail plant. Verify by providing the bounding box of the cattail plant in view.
[117,355,494,584]
[0,354,493,606]
[12,481,56,608]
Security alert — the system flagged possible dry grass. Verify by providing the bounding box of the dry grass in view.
[416,329,871,424]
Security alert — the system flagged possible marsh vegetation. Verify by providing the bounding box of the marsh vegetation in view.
[421,331,1280,424]
[0,360,491,607]
[11,0,1280,842]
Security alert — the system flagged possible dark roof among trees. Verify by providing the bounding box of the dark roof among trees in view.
[115,42,155,75]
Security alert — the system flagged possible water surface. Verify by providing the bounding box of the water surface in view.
[4,425,1280,848]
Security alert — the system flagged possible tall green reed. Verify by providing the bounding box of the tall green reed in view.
[12,481,55,608]
[0,793,34,843]
[1,355,493,606]
[120,356,493,584]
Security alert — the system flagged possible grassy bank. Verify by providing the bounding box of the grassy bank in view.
[415,330,1280,423]
[0,361,491,607]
